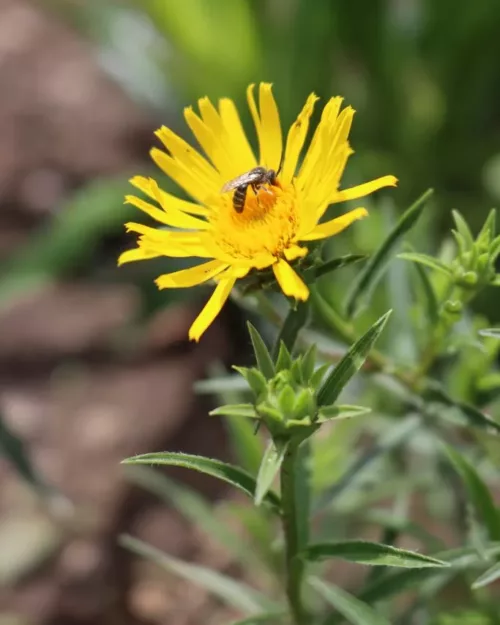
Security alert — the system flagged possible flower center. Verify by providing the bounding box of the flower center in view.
[210,182,300,261]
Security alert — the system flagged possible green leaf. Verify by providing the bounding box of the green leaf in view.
[255,440,288,506]
[310,577,390,625]
[397,252,453,276]
[423,382,500,435]
[247,323,275,380]
[234,367,268,397]
[317,405,371,422]
[122,452,281,512]
[275,342,293,372]
[443,445,500,541]
[359,543,500,604]
[452,210,475,248]
[125,466,264,570]
[345,189,432,316]
[120,534,277,614]
[210,404,259,419]
[310,364,331,389]
[476,208,496,245]
[413,260,439,324]
[472,561,500,589]
[313,254,367,279]
[479,328,500,339]
[300,344,317,382]
[272,300,309,360]
[317,311,392,407]
[302,540,448,568]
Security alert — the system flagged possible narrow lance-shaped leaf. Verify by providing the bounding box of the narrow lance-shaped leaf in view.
[443,444,500,541]
[120,535,278,614]
[122,452,281,512]
[317,405,371,422]
[452,210,475,247]
[310,577,391,625]
[311,254,367,279]
[397,252,453,276]
[413,260,439,324]
[472,561,500,589]
[358,543,500,605]
[423,382,500,435]
[301,540,448,568]
[210,404,259,419]
[247,323,275,380]
[345,188,433,316]
[317,310,392,407]
[255,440,288,506]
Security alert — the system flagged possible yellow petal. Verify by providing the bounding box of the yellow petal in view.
[125,195,208,230]
[118,248,161,265]
[332,175,398,203]
[272,259,309,301]
[130,176,209,217]
[258,83,282,171]
[297,96,343,188]
[156,260,228,289]
[151,147,212,205]
[246,84,261,146]
[301,207,368,241]
[218,98,257,173]
[283,245,309,262]
[189,277,236,341]
[155,125,219,191]
[184,106,234,178]
[281,93,319,185]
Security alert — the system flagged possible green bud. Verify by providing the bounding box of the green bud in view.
[278,385,297,419]
[476,252,491,273]
[292,388,317,423]
[443,300,463,316]
[458,271,478,287]
[235,366,268,399]
[460,250,473,269]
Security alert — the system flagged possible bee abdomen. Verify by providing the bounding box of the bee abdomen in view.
[233,185,248,213]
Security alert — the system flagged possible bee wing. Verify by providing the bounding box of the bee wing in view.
[221,170,262,193]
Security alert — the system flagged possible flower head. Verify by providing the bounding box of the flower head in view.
[119,83,397,340]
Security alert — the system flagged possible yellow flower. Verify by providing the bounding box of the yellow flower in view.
[119,83,397,341]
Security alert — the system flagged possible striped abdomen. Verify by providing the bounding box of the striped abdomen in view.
[232,185,249,213]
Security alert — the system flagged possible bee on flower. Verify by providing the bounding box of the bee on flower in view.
[119,83,397,341]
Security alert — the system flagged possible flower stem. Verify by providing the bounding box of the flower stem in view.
[281,441,308,625]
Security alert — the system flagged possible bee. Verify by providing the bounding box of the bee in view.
[221,166,278,213]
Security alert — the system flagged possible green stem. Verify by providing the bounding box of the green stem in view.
[281,441,308,625]
[272,300,310,360]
